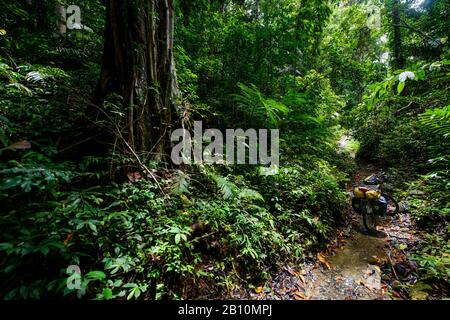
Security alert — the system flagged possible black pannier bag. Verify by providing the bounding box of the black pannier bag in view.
[373,196,388,216]
[351,196,363,214]
[352,195,388,216]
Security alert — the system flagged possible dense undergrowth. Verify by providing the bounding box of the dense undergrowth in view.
[0,151,350,299]
[0,0,354,299]
[0,65,352,298]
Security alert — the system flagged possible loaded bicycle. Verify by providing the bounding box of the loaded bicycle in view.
[351,173,399,233]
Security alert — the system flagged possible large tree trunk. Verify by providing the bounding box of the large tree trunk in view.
[391,0,405,70]
[98,0,179,162]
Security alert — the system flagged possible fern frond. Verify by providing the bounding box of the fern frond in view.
[25,71,45,83]
[170,170,190,195]
[6,82,32,96]
[238,188,264,202]
[211,174,236,200]
[419,105,450,138]
[0,62,18,82]
[234,83,291,126]
[26,67,68,84]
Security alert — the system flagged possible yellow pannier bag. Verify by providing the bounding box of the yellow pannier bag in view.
[366,190,381,200]
[353,187,367,198]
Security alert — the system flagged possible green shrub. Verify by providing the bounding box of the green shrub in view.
[410,234,450,284]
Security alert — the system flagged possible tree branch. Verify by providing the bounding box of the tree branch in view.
[395,19,439,45]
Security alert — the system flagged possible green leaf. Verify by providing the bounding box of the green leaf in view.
[238,188,264,201]
[88,222,97,234]
[0,128,9,147]
[259,164,279,176]
[174,233,181,244]
[134,287,141,299]
[86,271,106,281]
[0,242,14,251]
[102,288,113,300]
[4,288,18,300]
[40,246,50,255]
[127,287,140,300]
[417,69,426,80]
[397,81,405,94]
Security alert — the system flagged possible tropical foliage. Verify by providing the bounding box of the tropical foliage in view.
[0,0,448,300]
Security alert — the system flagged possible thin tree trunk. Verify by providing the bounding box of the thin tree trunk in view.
[56,5,66,36]
[98,0,179,162]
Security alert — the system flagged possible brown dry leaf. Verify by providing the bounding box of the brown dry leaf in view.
[298,274,306,284]
[293,291,306,300]
[8,140,31,150]
[286,267,298,277]
[127,171,142,182]
[317,253,332,269]
[255,287,263,294]
[63,233,74,245]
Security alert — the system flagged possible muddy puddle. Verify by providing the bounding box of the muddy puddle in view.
[248,215,391,300]
[303,218,389,300]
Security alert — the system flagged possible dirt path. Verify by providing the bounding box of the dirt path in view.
[249,163,420,300]
[303,226,388,299]
[302,164,390,300]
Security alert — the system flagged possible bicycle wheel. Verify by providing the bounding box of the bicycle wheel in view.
[362,201,378,233]
[383,193,399,216]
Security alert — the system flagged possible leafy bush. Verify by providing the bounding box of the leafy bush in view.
[350,59,449,165]
[410,234,450,284]
[402,168,449,226]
